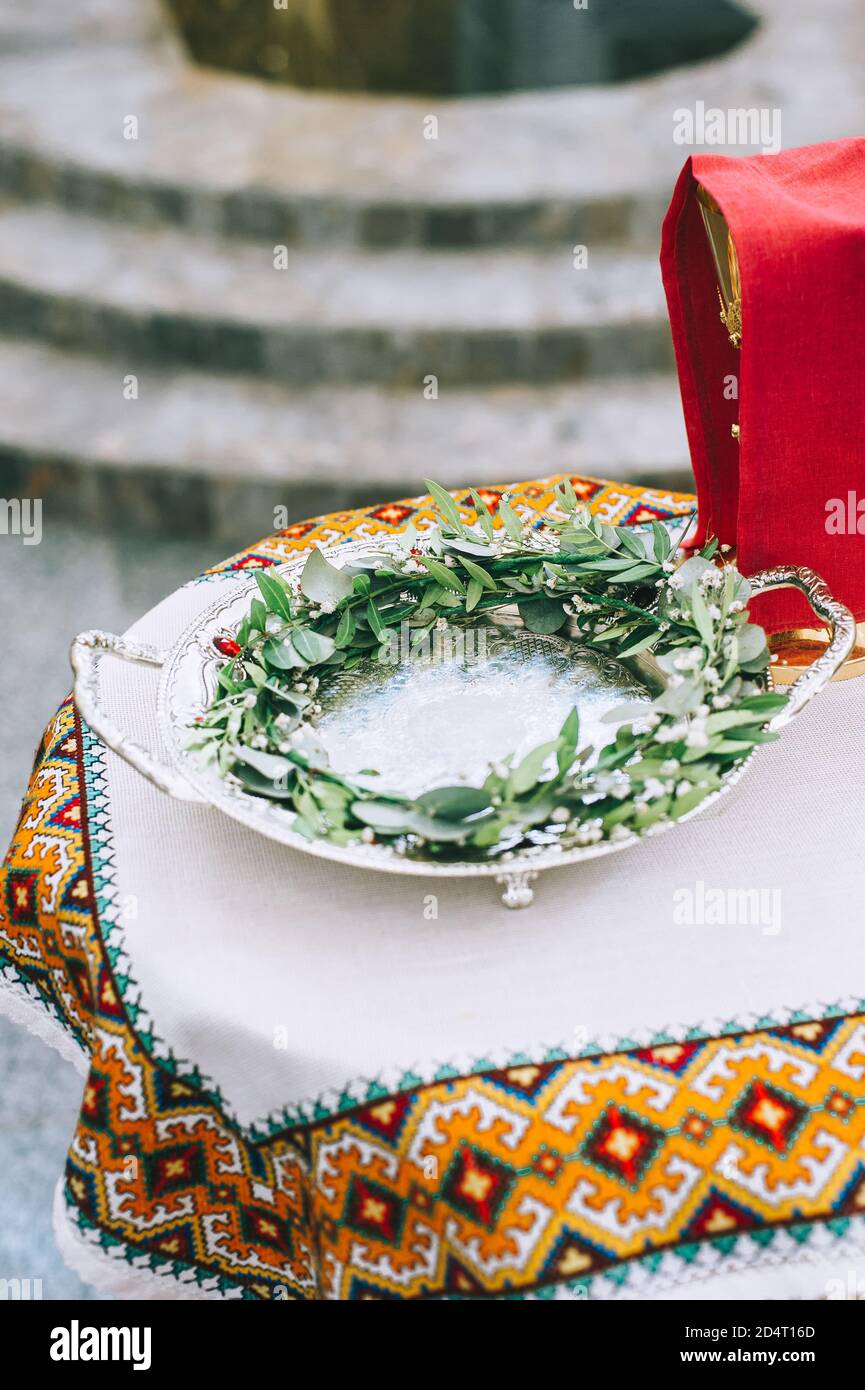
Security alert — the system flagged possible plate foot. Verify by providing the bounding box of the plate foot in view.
[496,870,538,909]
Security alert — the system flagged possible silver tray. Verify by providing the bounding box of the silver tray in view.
[70,544,855,906]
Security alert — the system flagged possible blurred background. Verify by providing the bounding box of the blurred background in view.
[0,0,863,1297]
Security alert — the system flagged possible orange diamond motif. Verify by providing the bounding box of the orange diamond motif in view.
[730,1081,806,1153]
[582,1105,664,1186]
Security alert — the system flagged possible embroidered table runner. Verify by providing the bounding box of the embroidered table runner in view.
[2,475,864,1301]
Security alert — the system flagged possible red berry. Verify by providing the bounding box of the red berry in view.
[214,636,241,657]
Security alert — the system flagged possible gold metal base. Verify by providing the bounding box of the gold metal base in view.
[769,623,865,683]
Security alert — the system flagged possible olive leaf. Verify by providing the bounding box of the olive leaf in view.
[234,764,298,800]
[300,546,354,606]
[415,785,492,821]
[615,526,649,560]
[445,537,496,559]
[235,746,295,781]
[255,570,294,621]
[465,578,483,613]
[421,557,466,594]
[690,582,716,650]
[424,479,466,533]
[497,496,524,542]
[517,596,567,634]
[470,488,496,542]
[508,739,560,796]
[734,623,768,663]
[291,628,336,664]
[335,607,356,646]
[458,554,498,590]
[651,521,671,563]
[263,638,306,670]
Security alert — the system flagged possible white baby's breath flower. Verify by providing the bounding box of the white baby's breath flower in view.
[673,646,702,672]
[574,820,603,846]
[631,712,659,735]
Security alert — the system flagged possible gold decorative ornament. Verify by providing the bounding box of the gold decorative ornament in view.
[695,184,742,348]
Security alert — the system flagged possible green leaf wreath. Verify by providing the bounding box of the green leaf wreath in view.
[190,480,787,859]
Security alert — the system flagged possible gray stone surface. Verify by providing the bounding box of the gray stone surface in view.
[0,1,861,246]
[0,1015,101,1300]
[0,202,674,386]
[0,0,168,53]
[0,337,692,544]
[0,0,859,536]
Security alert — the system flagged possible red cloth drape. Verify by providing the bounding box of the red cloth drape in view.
[660,139,865,632]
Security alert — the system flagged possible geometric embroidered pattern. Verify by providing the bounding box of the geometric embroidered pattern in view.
[4,476,865,1299]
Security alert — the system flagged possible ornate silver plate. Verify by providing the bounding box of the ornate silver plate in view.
[70,544,855,906]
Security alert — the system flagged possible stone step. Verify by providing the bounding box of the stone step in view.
[0,201,674,386]
[0,34,669,251]
[0,337,691,547]
[3,0,856,250]
[0,0,167,53]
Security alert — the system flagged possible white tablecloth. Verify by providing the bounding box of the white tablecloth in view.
[69,567,865,1299]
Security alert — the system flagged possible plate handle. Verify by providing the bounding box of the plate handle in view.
[747,566,855,729]
[69,629,205,802]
